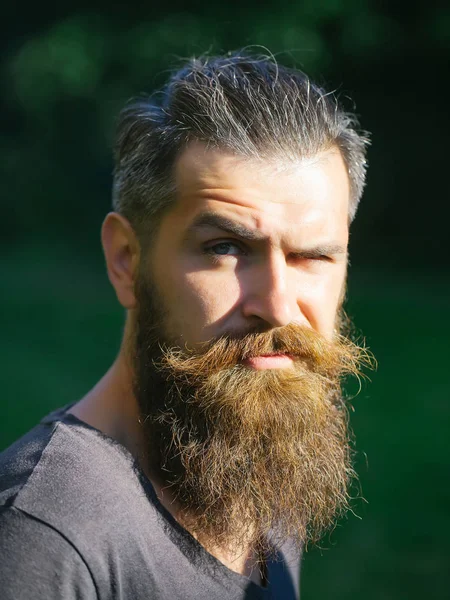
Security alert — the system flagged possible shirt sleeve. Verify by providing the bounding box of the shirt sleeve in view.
[0,506,98,600]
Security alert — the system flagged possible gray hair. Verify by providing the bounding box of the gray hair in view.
[112,52,369,238]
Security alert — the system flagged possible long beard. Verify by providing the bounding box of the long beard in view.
[131,277,367,554]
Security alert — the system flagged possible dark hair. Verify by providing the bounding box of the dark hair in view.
[112,52,369,237]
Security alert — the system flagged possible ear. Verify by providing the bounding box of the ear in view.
[101,213,140,309]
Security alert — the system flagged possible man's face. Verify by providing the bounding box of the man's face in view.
[129,143,361,552]
[147,142,350,351]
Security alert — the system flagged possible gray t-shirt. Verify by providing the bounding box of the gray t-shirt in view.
[0,406,301,599]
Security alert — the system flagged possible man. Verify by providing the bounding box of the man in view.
[0,52,370,599]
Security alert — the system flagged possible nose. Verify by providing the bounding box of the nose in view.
[241,253,297,328]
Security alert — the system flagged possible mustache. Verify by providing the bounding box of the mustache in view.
[152,323,370,381]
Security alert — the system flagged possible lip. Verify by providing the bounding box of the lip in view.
[241,354,294,370]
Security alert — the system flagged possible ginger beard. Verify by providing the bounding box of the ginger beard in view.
[130,275,366,555]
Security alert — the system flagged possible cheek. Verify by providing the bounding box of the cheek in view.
[182,271,242,326]
[152,248,243,343]
[297,271,346,337]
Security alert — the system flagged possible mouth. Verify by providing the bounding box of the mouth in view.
[241,353,295,370]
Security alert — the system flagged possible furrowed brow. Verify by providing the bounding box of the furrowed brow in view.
[187,211,347,257]
[188,212,266,241]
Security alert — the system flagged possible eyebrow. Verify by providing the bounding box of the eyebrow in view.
[189,212,265,241]
[187,211,348,257]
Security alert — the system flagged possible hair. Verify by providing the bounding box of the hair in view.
[112,51,369,239]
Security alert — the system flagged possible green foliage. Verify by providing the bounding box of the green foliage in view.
[12,16,109,113]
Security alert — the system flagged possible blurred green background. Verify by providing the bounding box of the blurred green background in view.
[1,2,449,599]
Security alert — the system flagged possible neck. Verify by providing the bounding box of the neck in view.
[67,351,264,585]
[150,474,263,584]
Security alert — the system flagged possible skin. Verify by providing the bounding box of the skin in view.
[69,141,350,583]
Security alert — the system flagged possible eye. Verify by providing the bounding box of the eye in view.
[317,255,333,262]
[292,253,333,263]
[305,255,334,265]
[204,241,245,256]
[288,253,335,270]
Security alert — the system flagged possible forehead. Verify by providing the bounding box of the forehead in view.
[170,141,350,242]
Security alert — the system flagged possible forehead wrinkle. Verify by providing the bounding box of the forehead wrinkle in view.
[174,145,350,252]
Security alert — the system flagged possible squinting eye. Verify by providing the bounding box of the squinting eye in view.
[300,254,332,262]
[204,242,244,256]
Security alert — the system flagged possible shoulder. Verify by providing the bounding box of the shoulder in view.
[1,410,157,531]
[0,411,166,596]
[0,506,98,599]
